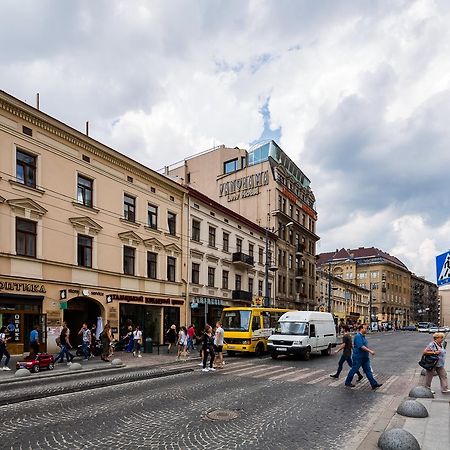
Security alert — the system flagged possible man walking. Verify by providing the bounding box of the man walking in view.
[330,325,363,381]
[78,323,91,361]
[344,323,383,390]
[54,322,74,363]
[214,321,225,369]
[29,325,40,355]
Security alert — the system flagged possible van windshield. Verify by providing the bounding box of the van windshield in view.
[222,310,251,331]
[275,321,308,335]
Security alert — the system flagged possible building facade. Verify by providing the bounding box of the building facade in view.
[167,140,319,310]
[182,186,276,330]
[411,274,439,324]
[316,267,369,326]
[317,247,412,328]
[0,90,187,355]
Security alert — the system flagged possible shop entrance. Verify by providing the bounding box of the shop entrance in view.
[120,304,163,344]
[64,297,103,346]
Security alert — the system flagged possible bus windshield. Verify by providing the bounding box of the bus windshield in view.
[275,321,308,336]
[222,310,251,331]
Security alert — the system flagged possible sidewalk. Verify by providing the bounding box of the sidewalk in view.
[358,348,450,449]
[0,347,200,383]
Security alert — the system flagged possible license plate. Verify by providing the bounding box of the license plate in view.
[228,346,235,349]
[19,364,27,369]
[277,347,287,352]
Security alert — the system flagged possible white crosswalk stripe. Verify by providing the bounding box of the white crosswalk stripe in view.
[286,369,324,382]
[377,375,398,392]
[222,365,273,377]
[253,366,294,378]
[269,368,310,380]
[307,373,335,385]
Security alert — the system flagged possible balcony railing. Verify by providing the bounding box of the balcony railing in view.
[295,244,305,255]
[232,290,253,302]
[295,268,305,279]
[232,252,254,267]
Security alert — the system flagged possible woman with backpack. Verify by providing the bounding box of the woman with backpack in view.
[201,324,215,372]
[54,322,74,364]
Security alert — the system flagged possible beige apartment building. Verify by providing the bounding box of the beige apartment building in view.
[317,247,412,328]
[183,186,276,329]
[167,141,319,310]
[0,90,187,355]
[411,274,439,324]
[316,268,369,325]
[439,287,450,327]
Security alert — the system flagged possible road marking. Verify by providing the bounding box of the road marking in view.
[328,378,345,387]
[354,378,370,390]
[269,368,310,380]
[287,369,324,382]
[266,367,300,380]
[219,362,256,373]
[221,365,269,377]
[252,367,294,378]
[307,373,334,384]
[377,375,398,392]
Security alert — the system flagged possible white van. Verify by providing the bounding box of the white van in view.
[267,311,336,360]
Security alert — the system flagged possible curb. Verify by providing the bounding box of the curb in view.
[356,367,423,449]
[0,365,195,406]
[0,356,201,386]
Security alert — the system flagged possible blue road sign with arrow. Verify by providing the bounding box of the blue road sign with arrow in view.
[436,251,450,286]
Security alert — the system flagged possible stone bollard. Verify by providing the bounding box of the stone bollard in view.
[15,368,31,378]
[68,362,82,371]
[397,399,429,418]
[111,358,122,366]
[409,386,434,398]
[378,428,420,450]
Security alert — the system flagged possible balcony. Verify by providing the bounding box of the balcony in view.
[296,293,307,302]
[232,252,254,268]
[232,290,253,302]
[295,244,305,256]
[295,267,305,280]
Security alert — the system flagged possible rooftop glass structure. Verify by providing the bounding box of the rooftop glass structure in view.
[247,140,310,188]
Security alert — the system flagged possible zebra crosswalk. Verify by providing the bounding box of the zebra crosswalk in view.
[214,361,401,393]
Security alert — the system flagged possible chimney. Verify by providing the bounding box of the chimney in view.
[85,121,89,136]
[36,93,40,110]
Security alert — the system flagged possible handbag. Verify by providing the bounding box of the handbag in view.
[419,343,439,371]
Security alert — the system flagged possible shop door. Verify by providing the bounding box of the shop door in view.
[24,313,47,352]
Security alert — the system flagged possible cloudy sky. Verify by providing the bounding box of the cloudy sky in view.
[2,0,449,282]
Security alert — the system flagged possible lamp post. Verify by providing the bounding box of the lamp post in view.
[264,221,293,307]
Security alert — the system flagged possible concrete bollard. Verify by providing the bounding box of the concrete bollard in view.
[409,386,434,398]
[397,399,429,418]
[378,428,420,450]
[14,368,31,378]
[68,362,82,371]
[111,358,122,366]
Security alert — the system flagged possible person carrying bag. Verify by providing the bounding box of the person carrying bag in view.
[422,332,449,393]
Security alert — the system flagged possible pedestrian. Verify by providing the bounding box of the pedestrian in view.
[6,320,15,342]
[187,324,196,352]
[125,324,134,353]
[177,326,188,361]
[78,323,91,361]
[29,324,40,355]
[166,324,177,353]
[330,325,362,381]
[201,324,215,372]
[133,325,143,358]
[90,323,97,354]
[344,323,383,390]
[101,322,112,361]
[0,326,11,371]
[423,332,449,394]
[54,322,74,364]
[214,321,225,369]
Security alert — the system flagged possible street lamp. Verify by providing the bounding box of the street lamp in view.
[264,221,293,307]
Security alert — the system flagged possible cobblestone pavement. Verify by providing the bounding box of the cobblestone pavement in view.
[3,332,429,450]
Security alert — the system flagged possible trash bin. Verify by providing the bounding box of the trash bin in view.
[145,337,153,353]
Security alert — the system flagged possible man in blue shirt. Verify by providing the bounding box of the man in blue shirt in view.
[29,325,40,355]
[345,323,383,390]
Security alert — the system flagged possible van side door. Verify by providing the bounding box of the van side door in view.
[309,323,318,350]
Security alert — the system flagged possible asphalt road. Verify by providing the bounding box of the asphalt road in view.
[3,332,433,450]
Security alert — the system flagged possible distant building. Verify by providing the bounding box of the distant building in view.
[439,288,450,326]
[316,267,369,325]
[166,140,319,310]
[410,274,439,324]
[317,247,411,328]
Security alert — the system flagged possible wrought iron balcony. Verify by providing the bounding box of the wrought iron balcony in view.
[295,243,305,256]
[295,268,305,279]
[232,252,254,267]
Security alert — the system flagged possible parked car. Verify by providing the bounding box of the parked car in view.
[417,322,431,333]
[401,325,417,331]
[428,324,439,333]
[16,353,55,373]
